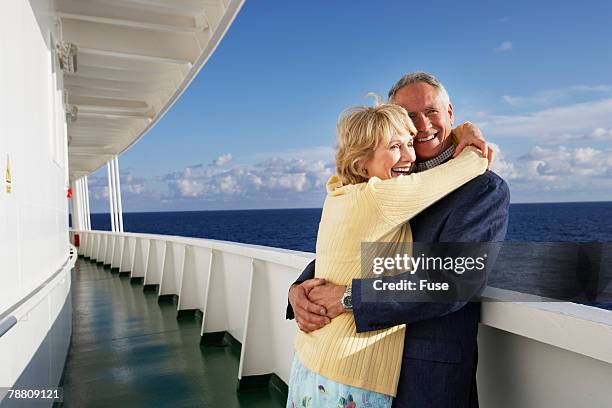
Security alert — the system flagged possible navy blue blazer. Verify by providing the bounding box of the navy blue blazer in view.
[288,170,510,408]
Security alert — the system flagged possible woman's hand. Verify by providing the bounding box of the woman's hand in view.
[453,121,495,169]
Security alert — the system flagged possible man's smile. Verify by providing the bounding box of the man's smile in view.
[415,131,438,143]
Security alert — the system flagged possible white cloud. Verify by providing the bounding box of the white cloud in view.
[86,176,109,201]
[492,145,612,200]
[479,98,612,142]
[515,146,612,178]
[213,153,233,166]
[83,139,612,211]
[540,127,612,144]
[586,127,612,141]
[250,146,335,163]
[572,85,612,92]
[496,17,509,23]
[175,179,207,197]
[490,143,521,180]
[121,174,146,194]
[501,85,612,108]
[165,156,335,201]
[495,41,513,52]
[85,169,153,212]
[501,95,527,107]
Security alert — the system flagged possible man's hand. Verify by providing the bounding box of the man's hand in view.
[289,279,330,333]
[308,282,346,320]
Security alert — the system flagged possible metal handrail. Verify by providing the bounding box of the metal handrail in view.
[0,316,17,338]
[0,245,77,338]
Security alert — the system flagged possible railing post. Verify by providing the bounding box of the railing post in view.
[114,157,124,232]
[177,246,211,316]
[107,161,116,232]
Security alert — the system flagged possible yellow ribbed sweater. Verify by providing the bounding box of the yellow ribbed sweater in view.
[294,147,487,396]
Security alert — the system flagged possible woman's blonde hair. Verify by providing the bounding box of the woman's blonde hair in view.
[335,102,416,185]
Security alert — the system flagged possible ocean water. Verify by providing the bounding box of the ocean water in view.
[89,202,612,253]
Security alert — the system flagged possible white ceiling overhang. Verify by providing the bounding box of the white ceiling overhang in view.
[58,0,244,180]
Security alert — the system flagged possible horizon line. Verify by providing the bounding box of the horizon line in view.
[86,199,612,215]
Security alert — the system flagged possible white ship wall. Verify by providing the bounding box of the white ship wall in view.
[0,0,73,403]
[0,0,69,315]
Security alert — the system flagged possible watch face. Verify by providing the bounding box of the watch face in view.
[344,295,352,307]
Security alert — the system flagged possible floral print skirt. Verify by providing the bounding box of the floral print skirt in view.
[286,356,393,408]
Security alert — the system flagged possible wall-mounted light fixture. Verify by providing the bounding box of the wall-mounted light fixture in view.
[56,42,77,73]
[65,104,78,123]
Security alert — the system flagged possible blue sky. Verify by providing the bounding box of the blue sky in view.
[87,0,612,212]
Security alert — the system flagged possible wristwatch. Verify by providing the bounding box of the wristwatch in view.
[341,285,352,311]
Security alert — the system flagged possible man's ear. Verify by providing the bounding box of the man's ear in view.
[447,102,454,126]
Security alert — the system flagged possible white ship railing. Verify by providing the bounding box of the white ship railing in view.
[70,229,612,407]
[71,229,310,386]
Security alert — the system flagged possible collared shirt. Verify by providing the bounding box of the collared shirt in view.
[415,144,456,173]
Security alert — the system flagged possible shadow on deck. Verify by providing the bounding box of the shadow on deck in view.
[57,258,286,407]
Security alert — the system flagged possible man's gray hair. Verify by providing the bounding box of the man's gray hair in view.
[388,72,450,105]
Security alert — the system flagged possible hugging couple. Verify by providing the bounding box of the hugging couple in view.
[285,72,510,407]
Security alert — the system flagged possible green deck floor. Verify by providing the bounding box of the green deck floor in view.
[58,258,286,408]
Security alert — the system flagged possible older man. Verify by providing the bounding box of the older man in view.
[287,72,510,407]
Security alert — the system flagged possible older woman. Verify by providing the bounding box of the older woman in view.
[287,103,488,407]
